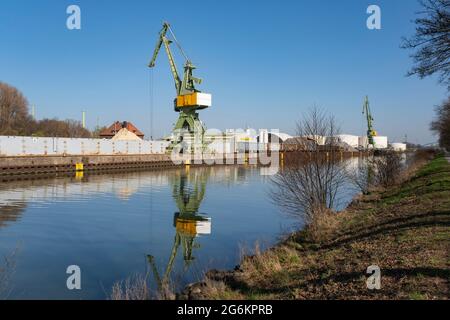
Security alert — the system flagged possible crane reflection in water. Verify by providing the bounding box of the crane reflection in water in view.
[147,167,211,292]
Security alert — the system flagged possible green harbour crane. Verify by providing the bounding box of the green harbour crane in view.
[148,22,212,153]
[362,96,377,147]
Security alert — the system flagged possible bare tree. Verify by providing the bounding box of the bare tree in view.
[346,158,375,195]
[370,151,404,188]
[270,108,347,229]
[402,0,450,89]
[431,97,450,149]
[0,82,93,138]
[32,118,91,138]
[65,119,91,138]
[0,82,30,135]
[92,125,108,138]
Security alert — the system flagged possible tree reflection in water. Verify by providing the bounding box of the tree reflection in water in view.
[0,202,22,298]
[0,202,26,229]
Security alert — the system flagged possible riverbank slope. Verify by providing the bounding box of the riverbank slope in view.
[183,154,450,299]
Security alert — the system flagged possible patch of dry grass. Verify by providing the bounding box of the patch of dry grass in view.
[110,274,151,300]
[306,208,341,243]
[110,273,176,300]
[239,242,301,288]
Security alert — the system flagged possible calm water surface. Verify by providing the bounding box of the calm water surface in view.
[0,162,358,299]
[0,165,302,299]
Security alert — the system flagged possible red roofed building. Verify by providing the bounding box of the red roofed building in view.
[99,121,145,139]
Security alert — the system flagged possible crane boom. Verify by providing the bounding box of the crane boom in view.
[149,22,182,95]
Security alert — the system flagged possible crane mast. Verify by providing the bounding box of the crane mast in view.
[148,22,212,153]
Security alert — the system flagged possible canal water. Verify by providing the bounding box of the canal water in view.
[0,163,357,299]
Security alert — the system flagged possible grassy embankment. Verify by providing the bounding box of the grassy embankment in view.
[187,155,450,300]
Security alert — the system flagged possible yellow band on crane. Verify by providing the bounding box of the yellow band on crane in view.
[175,219,197,235]
[177,93,197,107]
[176,92,211,107]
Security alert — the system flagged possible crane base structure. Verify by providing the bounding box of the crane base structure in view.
[169,108,207,154]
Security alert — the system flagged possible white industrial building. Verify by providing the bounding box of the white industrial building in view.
[373,136,388,149]
[320,134,389,150]
[161,128,293,155]
[358,135,388,149]
[335,134,359,148]
[390,142,407,151]
[257,130,293,144]
[215,129,293,153]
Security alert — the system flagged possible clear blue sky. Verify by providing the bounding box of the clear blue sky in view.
[0,0,447,144]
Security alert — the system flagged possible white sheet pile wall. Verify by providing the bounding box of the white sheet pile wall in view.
[0,136,169,156]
